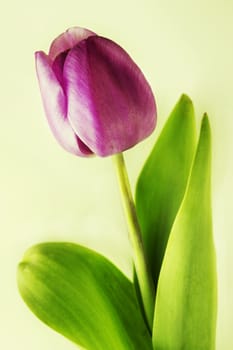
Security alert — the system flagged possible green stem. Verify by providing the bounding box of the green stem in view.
[113,152,155,330]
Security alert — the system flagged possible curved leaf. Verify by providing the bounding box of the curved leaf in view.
[152,115,217,350]
[136,94,196,289]
[17,242,152,350]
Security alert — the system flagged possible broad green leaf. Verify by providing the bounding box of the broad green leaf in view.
[152,115,217,350]
[136,94,196,289]
[18,242,152,350]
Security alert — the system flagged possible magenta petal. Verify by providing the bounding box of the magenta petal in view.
[52,50,69,86]
[63,36,157,156]
[35,51,93,156]
[48,27,96,60]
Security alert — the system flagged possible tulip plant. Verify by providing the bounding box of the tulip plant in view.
[17,27,217,350]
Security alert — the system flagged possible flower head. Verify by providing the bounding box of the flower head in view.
[35,27,156,156]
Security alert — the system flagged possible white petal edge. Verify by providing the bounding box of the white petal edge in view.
[35,51,92,156]
[49,27,96,60]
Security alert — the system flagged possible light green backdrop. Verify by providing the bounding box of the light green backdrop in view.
[0,0,232,349]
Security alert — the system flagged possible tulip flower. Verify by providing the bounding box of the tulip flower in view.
[35,27,156,157]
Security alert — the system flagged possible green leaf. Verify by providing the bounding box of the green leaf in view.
[136,94,196,289]
[17,242,152,350]
[152,115,217,350]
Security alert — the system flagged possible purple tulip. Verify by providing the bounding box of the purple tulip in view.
[35,27,157,157]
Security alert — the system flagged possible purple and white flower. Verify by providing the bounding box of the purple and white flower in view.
[35,27,156,157]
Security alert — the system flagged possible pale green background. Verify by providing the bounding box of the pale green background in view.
[0,0,232,349]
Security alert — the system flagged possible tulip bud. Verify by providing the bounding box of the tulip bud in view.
[35,27,156,157]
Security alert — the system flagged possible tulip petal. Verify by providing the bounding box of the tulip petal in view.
[35,51,93,156]
[52,50,69,86]
[64,36,156,156]
[49,27,96,61]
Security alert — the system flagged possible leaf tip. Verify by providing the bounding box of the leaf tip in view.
[202,112,210,124]
[200,113,211,141]
[175,94,195,122]
[179,93,193,105]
